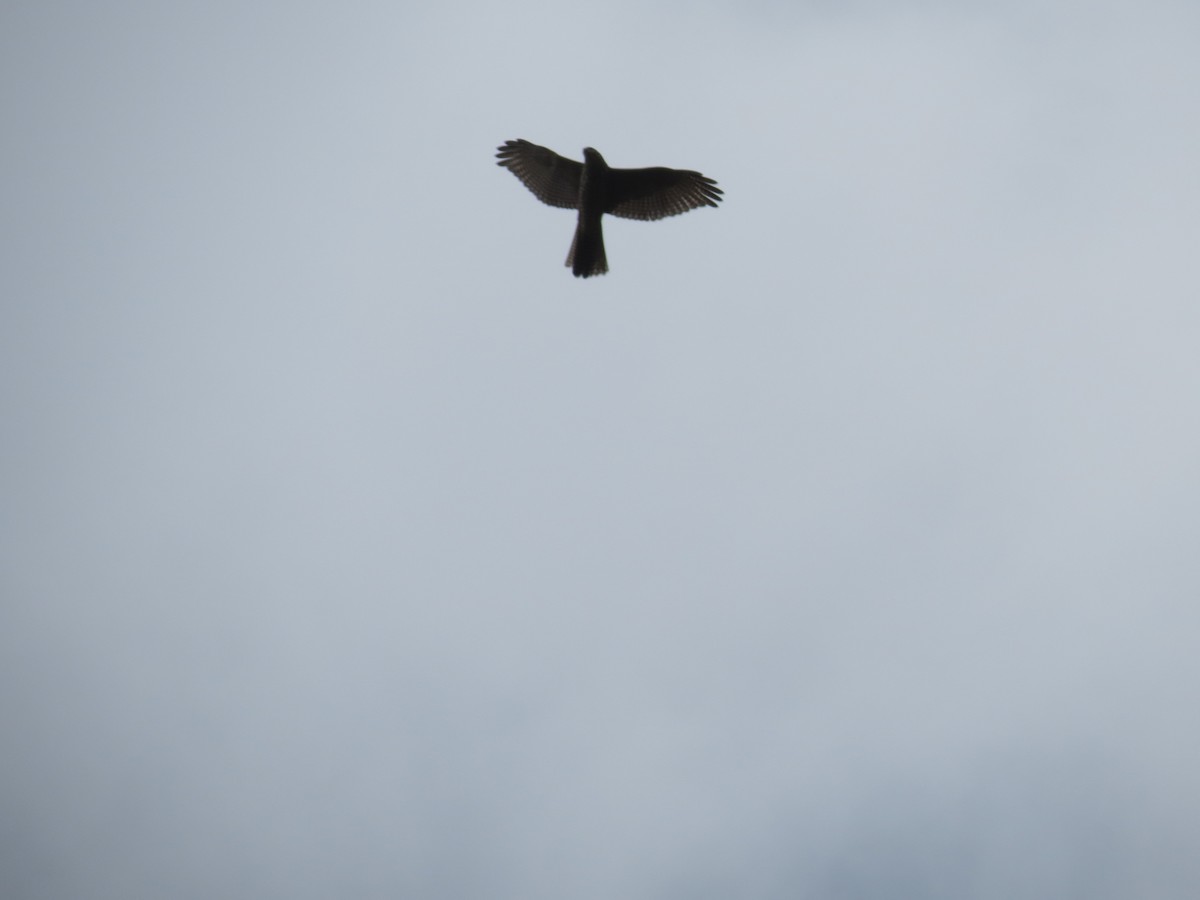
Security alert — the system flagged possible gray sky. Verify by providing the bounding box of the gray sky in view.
[3,1,1199,898]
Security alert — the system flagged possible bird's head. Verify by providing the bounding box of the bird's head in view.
[582,147,607,167]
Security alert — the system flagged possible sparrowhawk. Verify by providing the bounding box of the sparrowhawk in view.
[495,139,723,278]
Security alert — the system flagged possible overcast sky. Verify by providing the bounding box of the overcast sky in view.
[2,1,1199,898]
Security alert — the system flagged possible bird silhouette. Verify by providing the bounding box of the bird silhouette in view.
[496,139,723,278]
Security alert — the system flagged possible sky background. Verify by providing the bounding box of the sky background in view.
[2,1,1199,897]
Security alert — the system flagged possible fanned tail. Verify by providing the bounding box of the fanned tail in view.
[566,215,608,278]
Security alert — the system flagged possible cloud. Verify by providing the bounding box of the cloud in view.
[2,2,1197,898]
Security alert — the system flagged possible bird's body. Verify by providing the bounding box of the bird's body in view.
[569,148,610,277]
[496,140,722,277]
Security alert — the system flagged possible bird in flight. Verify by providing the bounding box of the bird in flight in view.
[496,139,723,278]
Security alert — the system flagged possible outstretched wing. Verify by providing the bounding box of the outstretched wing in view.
[496,140,583,210]
[605,166,723,221]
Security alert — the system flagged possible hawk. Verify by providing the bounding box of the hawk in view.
[496,139,723,278]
